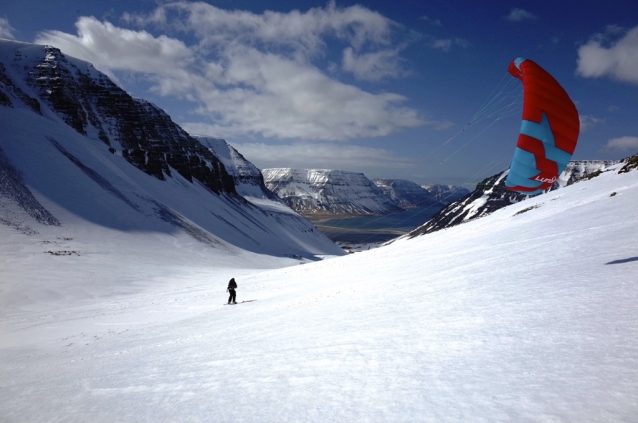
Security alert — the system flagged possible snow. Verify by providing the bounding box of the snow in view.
[262,168,401,215]
[2,156,638,422]
[2,38,638,423]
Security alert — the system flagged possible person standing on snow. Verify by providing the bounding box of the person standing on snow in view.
[227,278,237,304]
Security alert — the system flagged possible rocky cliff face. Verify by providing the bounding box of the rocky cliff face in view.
[194,136,279,200]
[262,168,403,216]
[372,179,436,209]
[0,40,234,195]
[555,160,622,187]
[407,160,621,238]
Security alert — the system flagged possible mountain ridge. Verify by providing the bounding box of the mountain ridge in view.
[262,168,403,216]
[0,39,344,259]
[406,159,625,238]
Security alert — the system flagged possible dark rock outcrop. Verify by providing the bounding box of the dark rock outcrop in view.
[619,153,638,174]
[14,45,234,195]
[408,171,523,238]
[0,61,41,113]
[407,160,621,238]
[195,135,280,200]
[0,145,60,226]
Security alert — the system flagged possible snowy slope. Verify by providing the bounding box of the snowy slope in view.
[193,135,331,244]
[1,157,637,422]
[0,39,344,268]
[409,159,621,237]
[263,168,402,216]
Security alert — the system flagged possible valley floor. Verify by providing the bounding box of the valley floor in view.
[2,168,638,422]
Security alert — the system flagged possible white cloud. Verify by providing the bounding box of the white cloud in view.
[341,47,404,81]
[603,136,638,152]
[0,17,15,40]
[226,141,413,171]
[186,45,422,141]
[577,26,638,84]
[429,38,469,52]
[420,15,442,26]
[124,1,395,56]
[579,115,605,132]
[35,17,194,83]
[35,3,428,142]
[505,8,538,22]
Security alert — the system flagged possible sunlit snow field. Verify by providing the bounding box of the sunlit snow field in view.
[2,167,638,422]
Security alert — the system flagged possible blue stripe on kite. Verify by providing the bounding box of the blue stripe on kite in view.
[546,148,571,168]
[514,57,526,69]
[510,148,537,174]
[506,147,544,189]
[521,113,572,167]
[520,114,554,145]
[506,170,543,189]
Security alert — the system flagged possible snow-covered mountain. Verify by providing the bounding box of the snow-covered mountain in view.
[2,148,637,422]
[420,183,471,205]
[262,168,403,216]
[555,160,622,187]
[0,39,344,260]
[371,178,436,208]
[193,135,280,201]
[407,159,622,237]
[2,41,235,195]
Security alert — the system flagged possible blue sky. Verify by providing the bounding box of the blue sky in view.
[2,0,638,186]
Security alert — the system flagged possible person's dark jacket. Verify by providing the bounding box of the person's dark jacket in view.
[228,278,237,290]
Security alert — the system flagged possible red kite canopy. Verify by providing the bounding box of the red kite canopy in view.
[504,58,580,195]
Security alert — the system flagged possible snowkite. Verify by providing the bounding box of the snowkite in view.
[504,58,580,195]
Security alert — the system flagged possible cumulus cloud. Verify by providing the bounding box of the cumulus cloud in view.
[227,141,413,171]
[420,15,442,26]
[35,17,194,84]
[505,8,538,22]
[579,115,605,132]
[0,16,15,40]
[603,136,638,152]
[429,37,469,52]
[124,1,395,57]
[341,47,404,81]
[36,2,427,142]
[577,26,638,84]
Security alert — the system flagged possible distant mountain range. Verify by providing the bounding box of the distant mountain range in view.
[262,168,404,216]
[420,184,471,205]
[262,169,468,217]
[371,179,437,209]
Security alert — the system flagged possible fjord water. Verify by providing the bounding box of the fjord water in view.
[315,205,444,243]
